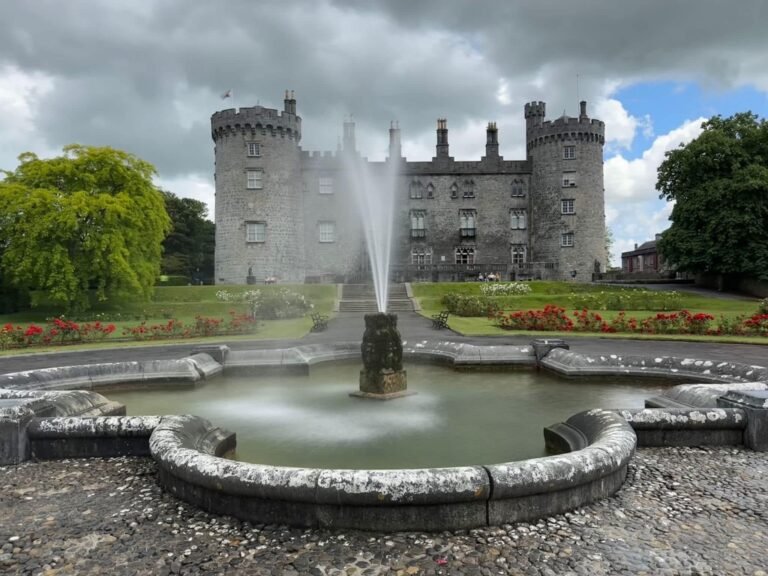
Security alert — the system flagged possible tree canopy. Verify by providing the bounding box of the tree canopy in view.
[0,145,171,311]
[657,112,768,280]
[161,191,215,284]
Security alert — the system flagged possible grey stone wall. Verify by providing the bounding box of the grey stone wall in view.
[213,96,606,283]
[212,106,305,283]
[526,103,606,282]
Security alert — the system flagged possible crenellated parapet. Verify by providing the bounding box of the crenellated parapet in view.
[524,100,605,151]
[211,106,302,143]
[526,115,605,150]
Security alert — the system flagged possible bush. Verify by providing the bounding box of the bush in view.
[491,305,574,331]
[479,282,532,296]
[441,294,502,317]
[259,288,313,319]
[757,298,768,315]
[568,289,682,311]
[0,319,116,349]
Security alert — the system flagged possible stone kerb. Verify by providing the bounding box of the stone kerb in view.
[27,415,163,459]
[224,341,537,373]
[618,408,747,447]
[540,348,768,383]
[149,410,635,531]
[486,409,635,525]
[0,356,218,392]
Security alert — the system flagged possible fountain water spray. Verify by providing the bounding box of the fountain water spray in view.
[342,140,399,313]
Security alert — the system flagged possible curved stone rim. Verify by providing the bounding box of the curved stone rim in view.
[148,409,636,530]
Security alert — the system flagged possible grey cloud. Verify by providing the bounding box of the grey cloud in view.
[0,0,767,182]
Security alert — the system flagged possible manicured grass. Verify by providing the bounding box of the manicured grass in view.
[415,281,765,343]
[413,281,758,314]
[0,284,336,347]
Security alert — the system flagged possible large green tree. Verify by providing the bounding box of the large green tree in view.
[0,145,171,311]
[657,112,768,280]
[161,191,215,283]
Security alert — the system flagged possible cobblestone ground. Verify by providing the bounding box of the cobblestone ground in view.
[1,447,766,576]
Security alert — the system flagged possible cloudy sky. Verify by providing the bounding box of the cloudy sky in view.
[1,0,767,265]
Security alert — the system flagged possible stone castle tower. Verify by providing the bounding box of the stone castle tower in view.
[212,93,605,284]
[212,91,305,283]
[525,101,606,279]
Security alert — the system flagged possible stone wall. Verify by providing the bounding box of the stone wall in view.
[213,96,606,283]
[212,105,305,283]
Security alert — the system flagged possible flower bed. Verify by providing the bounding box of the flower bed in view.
[0,312,259,349]
[121,312,257,341]
[491,307,768,337]
[1,318,116,349]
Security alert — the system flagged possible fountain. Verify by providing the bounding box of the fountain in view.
[341,119,399,313]
[351,312,412,400]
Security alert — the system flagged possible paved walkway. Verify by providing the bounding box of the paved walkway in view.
[0,310,766,374]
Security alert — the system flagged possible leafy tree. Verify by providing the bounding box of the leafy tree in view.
[161,191,215,283]
[0,145,171,311]
[657,112,768,280]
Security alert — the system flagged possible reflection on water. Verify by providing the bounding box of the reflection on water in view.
[107,363,669,469]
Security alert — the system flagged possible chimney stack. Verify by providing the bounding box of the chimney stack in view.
[388,120,402,160]
[436,118,449,159]
[579,100,588,120]
[485,121,499,158]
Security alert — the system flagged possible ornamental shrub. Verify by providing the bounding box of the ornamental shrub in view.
[479,282,532,296]
[258,288,313,319]
[757,298,768,315]
[491,305,573,331]
[441,294,501,317]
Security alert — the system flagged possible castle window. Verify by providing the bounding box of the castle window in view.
[455,247,475,264]
[459,209,476,237]
[511,244,527,265]
[463,179,475,198]
[511,180,525,197]
[410,210,426,239]
[563,145,575,159]
[409,181,423,199]
[426,183,434,199]
[562,174,577,188]
[510,209,527,230]
[247,142,261,157]
[319,176,334,194]
[561,232,574,247]
[246,170,263,189]
[561,199,575,214]
[246,221,266,243]
[318,221,336,243]
[450,182,459,199]
[411,247,433,265]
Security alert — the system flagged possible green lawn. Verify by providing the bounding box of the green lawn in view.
[0,284,336,348]
[413,281,766,343]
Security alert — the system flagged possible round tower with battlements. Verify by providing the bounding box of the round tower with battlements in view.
[525,100,605,281]
[212,91,305,284]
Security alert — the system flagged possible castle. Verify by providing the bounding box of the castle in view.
[212,92,605,284]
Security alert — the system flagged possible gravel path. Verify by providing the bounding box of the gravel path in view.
[2,447,767,575]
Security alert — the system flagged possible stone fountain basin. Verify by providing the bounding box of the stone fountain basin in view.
[1,340,766,531]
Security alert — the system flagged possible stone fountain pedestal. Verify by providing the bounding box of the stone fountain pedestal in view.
[350,312,415,401]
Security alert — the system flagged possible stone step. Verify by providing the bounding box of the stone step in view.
[341,284,408,299]
[339,300,414,312]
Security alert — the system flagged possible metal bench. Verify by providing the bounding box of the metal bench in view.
[310,312,329,332]
[431,310,450,329]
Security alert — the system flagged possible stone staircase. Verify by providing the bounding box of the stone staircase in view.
[339,284,414,313]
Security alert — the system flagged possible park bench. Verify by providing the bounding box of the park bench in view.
[310,312,329,332]
[431,310,450,330]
